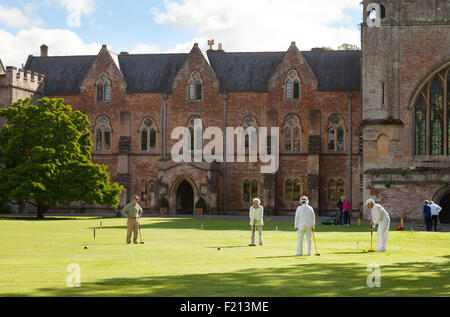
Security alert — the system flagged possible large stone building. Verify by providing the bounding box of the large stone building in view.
[361,0,450,223]
[1,0,449,223]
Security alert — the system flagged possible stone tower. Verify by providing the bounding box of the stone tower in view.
[0,59,45,127]
[361,0,450,221]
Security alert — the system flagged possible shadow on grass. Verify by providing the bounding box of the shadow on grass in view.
[0,216,103,221]
[102,218,386,233]
[2,256,449,297]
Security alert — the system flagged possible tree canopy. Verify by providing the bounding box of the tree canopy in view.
[338,43,360,50]
[0,97,123,218]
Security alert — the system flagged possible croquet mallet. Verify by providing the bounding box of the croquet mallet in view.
[368,223,375,252]
[138,222,144,244]
[312,228,320,256]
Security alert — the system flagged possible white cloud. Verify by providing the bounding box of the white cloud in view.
[0,4,43,28]
[0,28,102,68]
[55,0,95,27]
[130,43,161,54]
[152,0,362,52]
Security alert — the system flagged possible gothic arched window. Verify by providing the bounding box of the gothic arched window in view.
[285,179,301,202]
[242,115,258,149]
[243,179,259,202]
[328,114,345,152]
[96,73,111,102]
[328,179,344,203]
[140,117,157,152]
[188,72,202,101]
[95,116,111,152]
[283,114,301,151]
[285,70,300,100]
[414,65,449,156]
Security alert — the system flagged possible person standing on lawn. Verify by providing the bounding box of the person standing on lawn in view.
[249,198,264,246]
[423,200,432,231]
[295,196,316,256]
[429,201,442,232]
[337,196,345,226]
[343,197,351,226]
[121,195,143,244]
[366,199,390,252]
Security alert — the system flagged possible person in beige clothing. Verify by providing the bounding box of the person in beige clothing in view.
[249,198,264,246]
[121,195,143,244]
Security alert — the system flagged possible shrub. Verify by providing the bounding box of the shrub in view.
[159,197,169,208]
[195,197,207,209]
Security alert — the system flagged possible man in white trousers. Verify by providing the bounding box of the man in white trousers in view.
[366,199,390,252]
[294,196,316,256]
[249,198,264,246]
[430,201,442,231]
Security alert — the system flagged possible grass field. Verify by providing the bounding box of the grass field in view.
[0,216,449,297]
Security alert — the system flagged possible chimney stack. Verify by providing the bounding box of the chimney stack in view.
[40,44,48,57]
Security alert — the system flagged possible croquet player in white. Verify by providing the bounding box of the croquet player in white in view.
[121,195,143,244]
[249,198,264,246]
[294,196,316,256]
[366,199,390,252]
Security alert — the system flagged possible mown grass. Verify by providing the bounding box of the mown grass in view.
[0,217,449,296]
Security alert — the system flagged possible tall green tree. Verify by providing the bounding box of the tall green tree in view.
[0,98,123,218]
[338,43,360,50]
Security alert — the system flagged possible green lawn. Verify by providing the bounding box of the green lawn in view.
[0,216,449,297]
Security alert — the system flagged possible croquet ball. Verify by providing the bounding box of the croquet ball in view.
[217,248,221,250]
[84,246,88,249]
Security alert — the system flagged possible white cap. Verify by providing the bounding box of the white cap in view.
[366,199,375,205]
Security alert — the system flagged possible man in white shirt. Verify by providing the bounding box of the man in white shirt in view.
[366,199,390,252]
[249,198,264,246]
[294,196,316,256]
[430,201,442,231]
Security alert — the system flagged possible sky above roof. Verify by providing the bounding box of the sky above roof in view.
[0,0,363,68]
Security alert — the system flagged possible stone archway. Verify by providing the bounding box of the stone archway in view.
[433,186,450,224]
[438,192,450,224]
[176,180,194,214]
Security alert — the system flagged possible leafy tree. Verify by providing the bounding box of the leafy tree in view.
[338,43,360,50]
[0,98,123,218]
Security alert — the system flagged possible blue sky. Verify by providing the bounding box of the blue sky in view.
[0,0,363,67]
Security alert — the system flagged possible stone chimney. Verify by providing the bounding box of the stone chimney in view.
[40,44,48,57]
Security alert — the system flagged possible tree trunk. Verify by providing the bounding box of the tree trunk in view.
[37,204,48,219]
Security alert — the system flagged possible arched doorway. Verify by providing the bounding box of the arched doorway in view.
[439,193,450,224]
[176,180,194,214]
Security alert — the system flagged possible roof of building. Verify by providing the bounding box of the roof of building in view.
[26,56,96,94]
[118,53,188,93]
[302,50,361,91]
[25,49,360,94]
[207,51,286,92]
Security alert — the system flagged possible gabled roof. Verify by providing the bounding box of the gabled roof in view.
[207,51,285,92]
[25,49,361,95]
[302,50,361,91]
[26,53,189,94]
[118,53,188,93]
[26,56,96,94]
[208,50,361,92]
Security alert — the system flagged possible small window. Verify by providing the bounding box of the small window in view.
[140,117,158,152]
[328,115,345,152]
[285,71,300,100]
[95,116,112,152]
[283,114,301,151]
[96,73,111,102]
[188,72,202,101]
